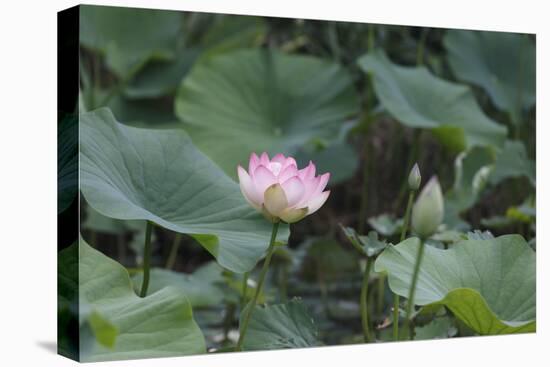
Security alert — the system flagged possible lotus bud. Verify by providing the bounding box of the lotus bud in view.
[411,176,444,239]
[237,152,330,223]
[408,163,421,191]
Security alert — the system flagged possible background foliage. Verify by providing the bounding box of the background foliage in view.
[63,4,536,358]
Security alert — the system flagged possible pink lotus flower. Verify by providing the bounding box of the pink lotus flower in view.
[237,152,330,223]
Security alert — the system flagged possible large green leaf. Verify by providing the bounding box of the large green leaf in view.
[79,108,289,273]
[192,14,266,59]
[132,263,225,308]
[123,15,265,100]
[444,30,535,123]
[490,140,535,186]
[295,141,359,186]
[241,299,321,350]
[58,115,78,214]
[374,235,536,335]
[358,49,507,151]
[80,5,182,78]
[123,49,199,99]
[63,239,206,361]
[175,49,359,177]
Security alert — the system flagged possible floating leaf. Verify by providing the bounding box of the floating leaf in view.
[80,108,289,273]
[375,235,535,335]
[358,49,507,151]
[132,263,225,308]
[80,5,182,78]
[175,49,359,178]
[241,298,321,350]
[58,239,206,361]
[58,115,78,214]
[444,30,535,123]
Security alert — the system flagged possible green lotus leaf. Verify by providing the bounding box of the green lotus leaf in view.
[357,49,507,152]
[444,30,535,123]
[80,108,289,273]
[58,239,206,361]
[295,142,359,186]
[58,115,78,214]
[124,49,199,99]
[132,263,225,308]
[192,14,266,59]
[375,235,535,335]
[241,298,321,350]
[80,5,182,78]
[490,140,535,186]
[175,49,359,178]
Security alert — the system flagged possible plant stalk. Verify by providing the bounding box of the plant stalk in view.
[236,221,280,351]
[139,221,153,298]
[393,190,416,340]
[361,257,374,342]
[165,233,182,269]
[404,239,426,339]
[358,134,370,234]
[240,272,249,308]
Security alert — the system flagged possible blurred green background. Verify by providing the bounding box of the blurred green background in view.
[76,4,536,350]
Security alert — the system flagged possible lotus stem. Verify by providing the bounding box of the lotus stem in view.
[240,272,249,308]
[165,233,182,269]
[139,221,153,298]
[236,221,280,351]
[361,257,374,342]
[393,190,416,340]
[405,239,426,339]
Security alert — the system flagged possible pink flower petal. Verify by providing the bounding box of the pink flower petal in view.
[306,190,330,215]
[314,173,330,196]
[238,166,261,208]
[248,152,260,173]
[271,153,286,164]
[282,156,297,170]
[298,161,316,180]
[281,176,305,207]
[260,152,270,166]
[294,175,318,207]
[267,161,283,176]
[253,165,277,197]
[278,164,298,182]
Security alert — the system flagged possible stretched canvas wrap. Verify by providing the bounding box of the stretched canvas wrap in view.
[57,4,536,362]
